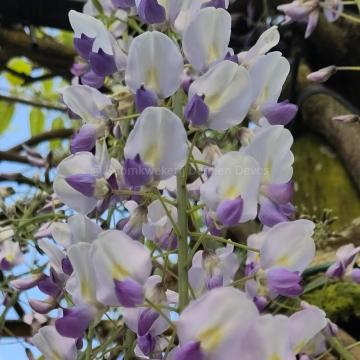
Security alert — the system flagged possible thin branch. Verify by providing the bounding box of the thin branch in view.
[0,93,66,112]
[0,151,29,164]
[9,128,74,152]
[0,173,45,187]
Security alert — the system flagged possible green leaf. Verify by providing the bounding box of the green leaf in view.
[29,108,45,136]
[42,79,53,94]
[356,0,360,13]
[0,101,15,134]
[5,58,32,86]
[50,117,64,150]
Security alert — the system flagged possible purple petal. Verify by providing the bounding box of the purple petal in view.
[81,70,105,89]
[175,341,204,360]
[135,86,158,113]
[71,62,89,77]
[224,51,239,64]
[112,0,135,10]
[38,276,61,297]
[326,261,345,278]
[70,124,97,154]
[62,257,74,276]
[123,154,153,187]
[0,258,12,271]
[216,197,244,227]
[55,306,92,339]
[29,298,56,314]
[261,100,298,126]
[206,274,223,290]
[114,278,144,307]
[159,232,177,250]
[89,49,117,77]
[262,182,294,205]
[267,268,303,297]
[138,0,166,24]
[65,174,96,197]
[74,34,95,60]
[138,308,160,336]
[352,269,360,284]
[305,10,319,39]
[138,334,156,356]
[202,0,227,9]
[184,94,209,127]
[258,197,291,227]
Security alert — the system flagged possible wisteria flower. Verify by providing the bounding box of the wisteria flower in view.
[123,107,187,186]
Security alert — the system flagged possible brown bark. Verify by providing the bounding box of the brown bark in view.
[0,28,76,77]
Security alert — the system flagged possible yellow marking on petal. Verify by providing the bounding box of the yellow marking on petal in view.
[198,326,224,352]
[80,280,93,302]
[293,340,306,354]
[275,255,290,267]
[145,68,160,92]
[205,93,224,113]
[207,44,220,64]
[143,144,160,167]
[5,254,15,262]
[223,185,240,199]
[262,160,272,183]
[270,354,282,360]
[112,263,131,281]
[52,351,63,360]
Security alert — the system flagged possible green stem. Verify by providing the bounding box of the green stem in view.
[327,336,355,360]
[190,232,260,253]
[177,167,189,312]
[123,329,136,360]
[337,66,360,71]
[85,326,94,360]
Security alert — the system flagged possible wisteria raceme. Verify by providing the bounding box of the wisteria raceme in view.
[2,1,358,360]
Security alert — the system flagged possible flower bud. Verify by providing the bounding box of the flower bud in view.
[307,65,337,83]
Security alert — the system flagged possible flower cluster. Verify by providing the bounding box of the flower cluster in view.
[3,1,359,359]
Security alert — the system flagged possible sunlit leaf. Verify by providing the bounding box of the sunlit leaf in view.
[29,108,45,136]
[50,117,64,150]
[0,101,15,134]
[5,58,32,86]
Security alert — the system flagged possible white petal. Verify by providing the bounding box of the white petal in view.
[177,287,259,358]
[289,308,327,354]
[38,239,65,273]
[54,152,101,214]
[51,222,71,248]
[240,314,295,360]
[124,107,188,179]
[241,124,294,184]
[32,325,77,360]
[69,10,113,54]
[189,61,253,130]
[244,26,280,64]
[62,85,111,124]
[249,51,290,106]
[125,31,183,98]
[260,220,316,273]
[92,230,152,305]
[183,8,231,72]
[67,243,98,305]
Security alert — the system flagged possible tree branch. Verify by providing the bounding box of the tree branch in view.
[9,128,74,152]
[0,93,66,112]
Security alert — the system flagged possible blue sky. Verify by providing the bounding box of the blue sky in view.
[0,75,66,359]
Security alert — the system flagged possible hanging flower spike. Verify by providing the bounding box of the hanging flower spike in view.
[125,31,184,99]
[124,107,187,185]
[91,230,152,307]
[187,60,253,130]
[182,7,232,73]
[200,152,262,226]
[176,287,259,359]
[69,10,127,76]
